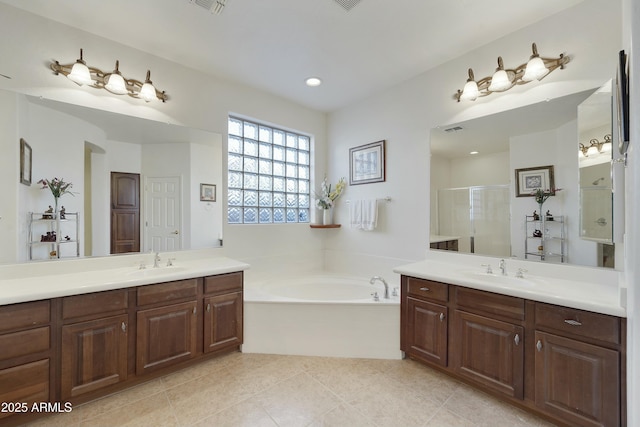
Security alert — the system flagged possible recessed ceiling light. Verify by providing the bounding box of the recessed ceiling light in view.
[305,77,322,87]
[470,151,479,155]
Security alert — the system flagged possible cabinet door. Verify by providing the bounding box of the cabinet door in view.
[452,310,524,399]
[405,297,447,366]
[204,292,243,353]
[61,314,128,400]
[534,331,620,427]
[136,301,198,375]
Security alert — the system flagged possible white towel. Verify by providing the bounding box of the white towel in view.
[350,199,378,231]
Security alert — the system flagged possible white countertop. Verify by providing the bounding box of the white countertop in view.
[0,250,250,306]
[393,259,626,317]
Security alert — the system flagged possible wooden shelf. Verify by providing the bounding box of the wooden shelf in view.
[309,224,341,229]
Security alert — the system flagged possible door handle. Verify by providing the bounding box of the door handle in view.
[171,230,179,235]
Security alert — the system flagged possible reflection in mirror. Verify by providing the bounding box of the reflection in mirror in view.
[578,81,613,241]
[7,90,223,263]
[430,88,618,269]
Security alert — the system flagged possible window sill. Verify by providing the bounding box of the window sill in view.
[309,224,341,229]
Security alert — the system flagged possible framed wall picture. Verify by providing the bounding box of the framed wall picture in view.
[515,165,555,197]
[349,140,386,185]
[200,183,216,202]
[20,138,32,186]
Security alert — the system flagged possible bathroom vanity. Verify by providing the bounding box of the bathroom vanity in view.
[0,253,247,427]
[396,259,626,427]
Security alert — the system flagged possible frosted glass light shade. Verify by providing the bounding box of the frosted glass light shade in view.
[105,73,127,95]
[522,56,549,81]
[488,69,512,92]
[459,80,479,101]
[139,82,157,102]
[67,62,92,86]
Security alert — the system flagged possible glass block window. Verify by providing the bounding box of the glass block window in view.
[228,117,311,224]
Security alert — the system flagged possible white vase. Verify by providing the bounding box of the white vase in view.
[323,208,333,225]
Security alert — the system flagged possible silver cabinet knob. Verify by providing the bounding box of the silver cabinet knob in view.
[514,334,520,346]
[439,313,445,322]
[121,322,127,333]
[536,340,542,352]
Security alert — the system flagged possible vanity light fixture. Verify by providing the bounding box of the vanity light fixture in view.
[50,49,168,102]
[579,134,612,158]
[455,43,569,102]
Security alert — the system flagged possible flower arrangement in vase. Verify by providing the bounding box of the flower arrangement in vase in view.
[314,176,346,224]
[38,177,75,217]
[532,188,561,219]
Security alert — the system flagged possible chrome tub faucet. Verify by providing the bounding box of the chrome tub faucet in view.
[370,276,390,299]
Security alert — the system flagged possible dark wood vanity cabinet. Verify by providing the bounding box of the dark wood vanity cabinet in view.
[60,289,129,400]
[0,270,244,427]
[0,300,52,423]
[400,275,626,427]
[203,273,243,354]
[401,276,448,367]
[534,302,624,427]
[451,287,525,399]
[136,279,199,375]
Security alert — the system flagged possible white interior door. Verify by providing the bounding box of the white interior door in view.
[145,176,181,252]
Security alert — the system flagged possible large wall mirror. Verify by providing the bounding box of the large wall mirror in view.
[5,89,223,263]
[430,85,619,270]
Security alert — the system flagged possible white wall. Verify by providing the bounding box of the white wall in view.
[0,91,18,264]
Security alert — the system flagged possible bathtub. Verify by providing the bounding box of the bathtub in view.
[243,274,402,359]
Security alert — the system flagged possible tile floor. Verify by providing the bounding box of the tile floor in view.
[23,352,557,427]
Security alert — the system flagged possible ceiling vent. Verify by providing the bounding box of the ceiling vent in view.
[333,0,363,11]
[444,126,464,133]
[190,0,226,15]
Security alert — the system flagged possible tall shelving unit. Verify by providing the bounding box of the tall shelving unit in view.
[524,214,565,262]
[28,211,80,260]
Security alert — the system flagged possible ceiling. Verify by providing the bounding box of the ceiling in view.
[0,0,584,112]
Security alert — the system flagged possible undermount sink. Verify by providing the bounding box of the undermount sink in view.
[458,270,535,287]
[126,266,188,278]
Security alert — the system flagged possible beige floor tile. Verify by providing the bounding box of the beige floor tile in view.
[345,375,441,427]
[166,369,255,426]
[254,372,342,427]
[191,400,278,427]
[308,403,377,427]
[79,391,178,427]
[75,379,166,421]
[425,408,477,427]
[161,355,230,389]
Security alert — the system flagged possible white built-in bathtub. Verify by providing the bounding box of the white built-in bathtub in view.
[243,274,402,359]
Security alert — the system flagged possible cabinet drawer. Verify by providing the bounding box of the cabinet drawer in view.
[405,277,448,302]
[137,278,198,306]
[0,327,50,362]
[535,303,620,345]
[0,359,49,420]
[204,272,243,295]
[0,300,50,333]
[63,289,128,320]
[454,287,524,321]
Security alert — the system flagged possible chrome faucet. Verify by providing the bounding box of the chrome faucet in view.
[499,259,507,276]
[153,252,161,268]
[370,276,390,299]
